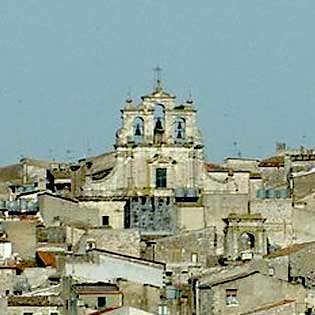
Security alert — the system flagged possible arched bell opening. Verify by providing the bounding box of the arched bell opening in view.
[133,117,145,144]
[153,104,165,144]
[174,117,186,144]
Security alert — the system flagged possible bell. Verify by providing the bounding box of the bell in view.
[135,123,142,136]
[155,118,163,131]
[177,130,183,139]
[177,121,183,130]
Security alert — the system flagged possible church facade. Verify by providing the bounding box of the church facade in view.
[73,81,255,248]
[76,82,207,235]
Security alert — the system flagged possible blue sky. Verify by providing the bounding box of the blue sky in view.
[1,1,315,164]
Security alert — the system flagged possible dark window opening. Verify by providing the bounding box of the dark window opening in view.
[154,104,165,144]
[102,216,109,226]
[98,296,106,308]
[156,168,167,188]
[134,117,145,144]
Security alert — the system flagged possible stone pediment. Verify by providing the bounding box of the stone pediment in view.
[141,87,175,101]
[147,154,176,165]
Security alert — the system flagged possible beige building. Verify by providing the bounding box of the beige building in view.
[71,82,255,246]
[197,270,306,315]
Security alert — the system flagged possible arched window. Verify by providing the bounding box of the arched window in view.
[133,117,144,143]
[174,117,186,143]
[154,104,165,144]
[154,104,165,122]
[239,232,255,251]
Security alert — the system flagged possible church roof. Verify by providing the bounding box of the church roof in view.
[141,86,175,100]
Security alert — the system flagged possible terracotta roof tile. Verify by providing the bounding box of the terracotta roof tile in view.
[204,162,227,172]
[8,295,64,307]
[36,251,57,267]
[259,156,284,167]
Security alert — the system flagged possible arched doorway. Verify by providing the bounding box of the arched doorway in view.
[239,232,255,251]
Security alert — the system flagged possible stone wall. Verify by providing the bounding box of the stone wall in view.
[0,269,16,296]
[260,167,287,189]
[154,227,217,267]
[78,292,122,311]
[76,228,141,257]
[2,221,36,259]
[203,172,250,194]
[79,200,125,229]
[293,171,315,201]
[251,199,293,246]
[7,305,61,315]
[292,207,315,243]
[203,272,306,315]
[203,194,249,238]
[288,242,315,288]
[38,193,100,227]
[244,300,296,315]
[117,280,160,314]
[176,204,205,231]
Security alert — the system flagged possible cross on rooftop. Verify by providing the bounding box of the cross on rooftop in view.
[153,65,163,91]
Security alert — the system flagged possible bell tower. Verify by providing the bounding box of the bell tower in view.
[83,70,206,236]
[115,70,203,149]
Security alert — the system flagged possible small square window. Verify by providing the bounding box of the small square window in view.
[226,289,238,306]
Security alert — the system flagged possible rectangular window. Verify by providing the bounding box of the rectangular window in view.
[102,216,109,226]
[156,168,167,188]
[98,296,106,308]
[158,305,168,315]
[226,289,238,306]
[191,253,198,263]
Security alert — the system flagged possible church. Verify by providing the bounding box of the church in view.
[69,74,271,260]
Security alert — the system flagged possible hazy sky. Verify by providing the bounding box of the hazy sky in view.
[1,1,315,165]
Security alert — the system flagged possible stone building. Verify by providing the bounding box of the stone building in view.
[75,82,205,237]
[71,81,259,249]
[6,295,64,315]
[73,282,123,314]
[197,270,306,315]
[223,213,267,261]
